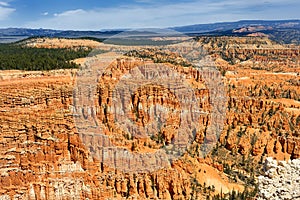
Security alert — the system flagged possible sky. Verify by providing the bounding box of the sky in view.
[0,0,299,30]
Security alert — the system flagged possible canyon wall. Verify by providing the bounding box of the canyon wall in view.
[0,37,299,199]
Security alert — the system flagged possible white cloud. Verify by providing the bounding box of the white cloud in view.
[24,0,300,30]
[42,12,49,16]
[0,1,9,7]
[54,9,86,17]
[0,1,15,20]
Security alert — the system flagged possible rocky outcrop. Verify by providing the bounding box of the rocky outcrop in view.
[258,157,300,200]
[0,65,228,199]
[0,36,299,199]
[198,36,300,72]
[21,37,101,49]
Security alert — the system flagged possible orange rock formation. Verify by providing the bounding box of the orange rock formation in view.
[0,36,299,199]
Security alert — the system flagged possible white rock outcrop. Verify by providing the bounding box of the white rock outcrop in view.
[258,157,300,200]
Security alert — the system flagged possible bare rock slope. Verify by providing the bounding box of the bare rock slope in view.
[258,157,300,200]
[0,37,299,199]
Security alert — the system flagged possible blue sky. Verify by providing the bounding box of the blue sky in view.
[0,0,299,30]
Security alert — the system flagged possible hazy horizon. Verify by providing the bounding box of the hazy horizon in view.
[0,18,299,31]
[0,0,300,30]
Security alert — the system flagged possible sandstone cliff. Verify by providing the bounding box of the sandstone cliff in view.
[0,36,299,199]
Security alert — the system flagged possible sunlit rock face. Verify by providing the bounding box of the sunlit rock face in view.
[0,36,299,199]
[258,157,300,200]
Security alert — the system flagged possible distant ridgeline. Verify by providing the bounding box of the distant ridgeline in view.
[0,42,91,71]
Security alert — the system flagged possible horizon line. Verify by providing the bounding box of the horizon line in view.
[1,18,299,32]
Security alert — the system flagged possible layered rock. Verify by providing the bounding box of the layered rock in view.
[21,37,101,49]
[0,36,299,199]
[0,65,227,199]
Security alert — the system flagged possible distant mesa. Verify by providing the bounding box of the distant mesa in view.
[1,19,300,44]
